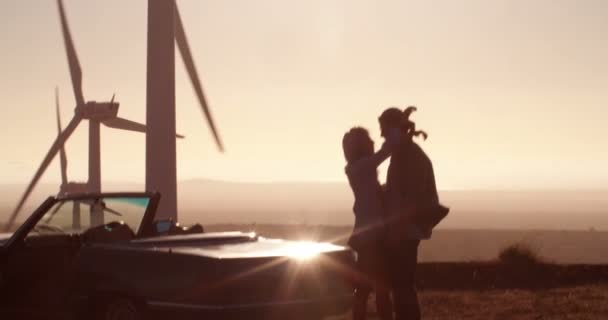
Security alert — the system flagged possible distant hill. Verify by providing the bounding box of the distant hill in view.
[1,179,607,230]
[2,180,608,264]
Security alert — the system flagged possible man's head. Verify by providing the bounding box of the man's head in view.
[342,127,374,164]
[378,106,428,141]
[378,107,403,138]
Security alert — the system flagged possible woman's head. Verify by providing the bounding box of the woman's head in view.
[378,106,428,141]
[342,127,374,164]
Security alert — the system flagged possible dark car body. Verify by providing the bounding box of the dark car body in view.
[0,192,355,319]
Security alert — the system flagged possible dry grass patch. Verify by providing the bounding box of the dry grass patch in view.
[328,285,608,320]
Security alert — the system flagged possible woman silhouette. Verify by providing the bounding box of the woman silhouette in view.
[342,127,398,320]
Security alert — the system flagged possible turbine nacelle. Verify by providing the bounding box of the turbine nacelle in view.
[76,101,119,120]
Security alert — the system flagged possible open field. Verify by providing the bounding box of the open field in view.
[3,221,607,318]
[207,224,608,264]
[209,224,608,318]
[4,222,608,264]
[328,285,608,320]
[4,219,608,264]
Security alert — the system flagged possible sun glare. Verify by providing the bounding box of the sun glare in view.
[285,241,338,260]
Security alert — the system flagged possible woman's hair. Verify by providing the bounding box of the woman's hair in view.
[342,127,372,164]
[379,106,428,140]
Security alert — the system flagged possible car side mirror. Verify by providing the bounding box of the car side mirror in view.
[154,220,173,234]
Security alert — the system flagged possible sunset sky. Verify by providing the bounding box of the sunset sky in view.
[1,0,607,190]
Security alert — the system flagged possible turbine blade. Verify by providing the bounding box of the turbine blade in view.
[103,206,123,217]
[55,88,68,185]
[102,117,147,133]
[174,4,224,151]
[4,115,82,232]
[80,199,124,217]
[57,0,85,106]
[103,117,184,139]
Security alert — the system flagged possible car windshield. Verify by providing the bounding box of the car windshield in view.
[28,196,151,237]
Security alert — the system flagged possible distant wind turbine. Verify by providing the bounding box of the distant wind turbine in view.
[3,0,183,231]
[45,90,123,229]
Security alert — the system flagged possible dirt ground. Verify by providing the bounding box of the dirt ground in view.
[328,285,608,320]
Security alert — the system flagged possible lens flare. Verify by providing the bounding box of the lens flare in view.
[285,241,338,260]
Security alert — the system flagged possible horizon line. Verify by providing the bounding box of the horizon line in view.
[0,179,607,192]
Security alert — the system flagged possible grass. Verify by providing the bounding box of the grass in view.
[328,285,608,320]
[330,242,608,319]
[419,285,608,319]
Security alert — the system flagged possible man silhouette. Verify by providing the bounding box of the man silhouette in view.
[379,107,448,320]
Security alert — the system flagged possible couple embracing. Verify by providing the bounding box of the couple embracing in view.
[343,107,449,320]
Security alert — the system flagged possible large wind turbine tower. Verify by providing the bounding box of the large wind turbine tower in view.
[146,0,224,221]
[146,0,177,221]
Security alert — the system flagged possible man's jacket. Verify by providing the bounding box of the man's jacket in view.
[386,141,449,237]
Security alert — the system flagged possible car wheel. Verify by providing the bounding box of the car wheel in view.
[102,298,141,320]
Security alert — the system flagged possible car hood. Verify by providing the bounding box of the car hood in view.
[130,231,348,259]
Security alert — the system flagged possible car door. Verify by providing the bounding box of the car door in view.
[0,199,86,317]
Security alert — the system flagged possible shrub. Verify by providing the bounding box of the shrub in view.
[498,243,543,266]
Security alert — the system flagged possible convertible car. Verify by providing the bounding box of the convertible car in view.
[0,192,356,320]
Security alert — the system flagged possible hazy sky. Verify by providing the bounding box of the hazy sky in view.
[1,0,607,190]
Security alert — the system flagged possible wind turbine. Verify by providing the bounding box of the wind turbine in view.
[4,0,180,231]
[53,87,86,230]
[146,0,224,221]
[46,89,124,229]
